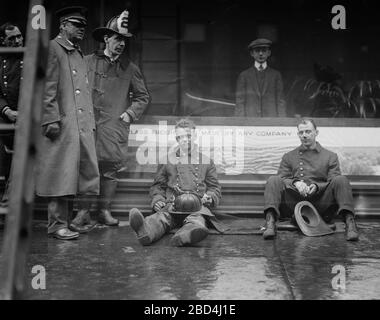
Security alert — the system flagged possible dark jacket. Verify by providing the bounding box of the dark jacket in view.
[0,55,23,122]
[235,66,286,117]
[36,36,99,197]
[86,51,150,168]
[150,149,221,217]
[278,142,341,195]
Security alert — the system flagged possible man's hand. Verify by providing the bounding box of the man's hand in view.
[307,183,318,196]
[153,200,166,212]
[201,194,213,206]
[294,181,310,197]
[120,112,131,124]
[4,109,17,122]
[44,122,60,140]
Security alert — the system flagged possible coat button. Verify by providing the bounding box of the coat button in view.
[299,152,303,155]
[3,75,6,79]
[78,108,83,113]
[75,89,81,94]
[300,168,304,171]
[300,173,304,177]
[300,162,303,165]
[72,69,77,75]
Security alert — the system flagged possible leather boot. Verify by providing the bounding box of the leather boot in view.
[98,209,119,226]
[170,222,209,247]
[344,212,359,241]
[263,210,277,240]
[70,198,96,233]
[98,179,119,226]
[129,208,170,245]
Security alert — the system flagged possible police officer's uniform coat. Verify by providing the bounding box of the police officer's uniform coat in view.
[36,36,99,196]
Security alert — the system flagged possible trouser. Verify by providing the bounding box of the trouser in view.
[77,161,119,212]
[141,209,208,244]
[264,175,355,222]
[47,196,74,234]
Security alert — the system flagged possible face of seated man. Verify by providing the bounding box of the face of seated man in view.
[175,127,197,156]
[297,121,319,150]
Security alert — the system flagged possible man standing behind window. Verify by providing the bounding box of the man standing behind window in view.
[235,38,286,117]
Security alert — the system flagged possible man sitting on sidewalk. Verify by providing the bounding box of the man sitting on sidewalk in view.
[262,118,359,241]
[129,118,222,247]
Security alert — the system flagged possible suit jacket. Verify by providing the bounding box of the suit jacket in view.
[235,66,286,117]
[278,142,341,195]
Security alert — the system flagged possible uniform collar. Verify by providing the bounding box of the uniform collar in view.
[175,144,201,160]
[299,141,322,153]
[94,50,128,70]
[55,35,82,54]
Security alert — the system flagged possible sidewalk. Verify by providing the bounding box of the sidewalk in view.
[1,218,380,299]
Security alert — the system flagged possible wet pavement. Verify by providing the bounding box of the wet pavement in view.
[1,218,380,300]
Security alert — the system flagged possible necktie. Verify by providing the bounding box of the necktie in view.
[259,64,264,71]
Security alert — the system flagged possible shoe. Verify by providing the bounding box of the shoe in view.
[170,224,209,247]
[69,222,96,234]
[72,209,95,225]
[98,209,119,226]
[263,211,277,240]
[129,208,151,245]
[51,227,79,240]
[345,215,359,241]
[70,209,96,233]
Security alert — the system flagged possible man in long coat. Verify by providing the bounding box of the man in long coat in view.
[36,7,100,240]
[235,38,286,117]
[70,10,150,230]
[0,22,23,213]
[129,118,224,247]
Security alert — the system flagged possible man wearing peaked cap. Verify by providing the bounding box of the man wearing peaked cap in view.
[235,38,286,117]
[55,6,88,25]
[70,10,150,230]
[36,6,100,240]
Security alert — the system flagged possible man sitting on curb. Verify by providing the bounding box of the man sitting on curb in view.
[129,118,223,247]
[263,118,359,241]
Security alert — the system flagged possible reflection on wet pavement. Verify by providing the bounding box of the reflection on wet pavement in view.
[1,219,380,299]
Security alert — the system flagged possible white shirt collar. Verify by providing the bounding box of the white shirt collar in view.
[254,61,267,71]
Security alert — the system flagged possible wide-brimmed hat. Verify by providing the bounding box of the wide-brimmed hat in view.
[93,10,133,42]
[294,201,335,237]
[55,6,88,26]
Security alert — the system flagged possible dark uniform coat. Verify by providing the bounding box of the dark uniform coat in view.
[0,55,23,122]
[85,51,150,169]
[0,55,23,148]
[150,150,221,217]
[235,66,286,117]
[278,142,341,196]
[36,36,99,197]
